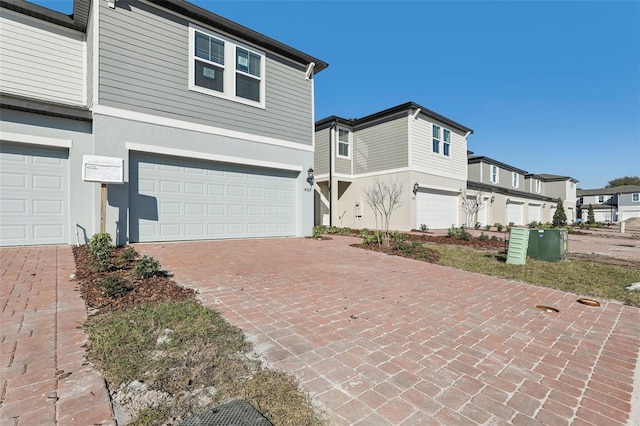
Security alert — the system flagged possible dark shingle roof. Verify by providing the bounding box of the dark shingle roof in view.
[578,185,640,196]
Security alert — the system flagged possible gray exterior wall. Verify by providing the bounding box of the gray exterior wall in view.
[314,127,330,176]
[467,162,481,183]
[93,114,313,244]
[97,0,313,146]
[353,116,408,175]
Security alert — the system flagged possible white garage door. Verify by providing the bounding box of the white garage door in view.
[507,202,524,225]
[416,189,459,229]
[0,143,69,246]
[129,153,298,242]
[528,204,541,223]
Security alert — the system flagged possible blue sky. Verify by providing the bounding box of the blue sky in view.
[30,0,640,189]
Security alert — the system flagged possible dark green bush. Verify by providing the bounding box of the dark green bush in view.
[97,275,132,298]
[88,233,114,272]
[133,255,162,279]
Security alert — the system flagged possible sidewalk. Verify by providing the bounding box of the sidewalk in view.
[0,246,114,425]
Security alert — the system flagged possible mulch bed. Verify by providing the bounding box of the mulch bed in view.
[72,245,196,314]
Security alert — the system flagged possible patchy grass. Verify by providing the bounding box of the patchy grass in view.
[86,299,324,425]
[427,244,640,307]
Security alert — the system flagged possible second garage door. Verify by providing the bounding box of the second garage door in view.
[416,189,459,230]
[130,153,298,242]
[507,202,524,225]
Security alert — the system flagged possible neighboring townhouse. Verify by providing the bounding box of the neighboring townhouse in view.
[0,0,327,246]
[467,156,558,227]
[533,174,579,223]
[577,185,640,222]
[314,102,473,231]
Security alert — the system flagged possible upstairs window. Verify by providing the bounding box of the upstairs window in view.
[337,128,350,158]
[432,125,440,153]
[598,195,604,203]
[633,193,639,202]
[190,25,265,108]
[512,172,519,188]
[535,179,541,193]
[443,129,451,156]
[491,165,499,183]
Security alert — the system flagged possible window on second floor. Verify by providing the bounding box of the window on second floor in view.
[598,195,604,203]
[491,165,499,183]
[432,125,440,154]
[535,179,541,193]
[443,129,451,156]
[337,128,351,158]
[633,193,639,202]
[512,172,519,188]
[190,25,265,108]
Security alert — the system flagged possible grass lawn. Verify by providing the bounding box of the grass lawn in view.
[427,244,640,307]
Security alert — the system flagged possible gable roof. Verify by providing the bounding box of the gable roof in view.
[535,173,578,183]
[316,102,473,134]
[1,0,328,73]
[578,185,640,196]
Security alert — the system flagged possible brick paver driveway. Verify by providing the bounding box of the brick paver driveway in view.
[137,236,639,426]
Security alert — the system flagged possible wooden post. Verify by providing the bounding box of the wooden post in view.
[100,183,107,233]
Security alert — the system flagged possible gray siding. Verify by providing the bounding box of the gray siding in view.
[354,117,408,174]
[98,0,313,146]
[620,192,640,206]
[467,163,481,182]
[335,156,351,175]
[411,116,468,180]
[314,127,329,176]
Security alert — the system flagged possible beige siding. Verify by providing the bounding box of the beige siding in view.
[411,116,468,180]
[0,10,85,105]
[335,157,351,175]
[353,117,408,175]
[314,128,330,176]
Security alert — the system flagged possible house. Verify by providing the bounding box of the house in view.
[466,156,579,227]
[577,185,640,222]
[0,0,327,246]
[314,102,473,231]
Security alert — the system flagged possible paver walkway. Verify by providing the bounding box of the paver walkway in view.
[0,246,114,425]
[138,236,640,426]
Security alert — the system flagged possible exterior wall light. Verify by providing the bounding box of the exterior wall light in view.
[490,196,495,203]
[413,182,419,194]
[306,168,314,186]
[506,199,511,204]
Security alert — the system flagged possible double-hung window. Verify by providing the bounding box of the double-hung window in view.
[443,129,451,156]
[633,193,639,202]
[337,128,350,158]
[512,172,519,188]
[190,24,265,108]
[598,195,604,203]
[535,179,541,193]
[490,165,499,184]
[432,125,440,153]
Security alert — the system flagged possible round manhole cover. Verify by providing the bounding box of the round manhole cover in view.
[536,305,560,313]
[577,298,601,307]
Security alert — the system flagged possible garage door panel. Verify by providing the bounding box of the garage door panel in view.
[1,143,69,246]
[507,202,524,225]
[416,190,459,230]
[130,153,297,242]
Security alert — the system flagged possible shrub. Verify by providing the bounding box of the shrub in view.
[360,229,382,246]
[494,223,503,232]
[312,225,327,238]
[447,225,457,238]
[447,225,471,241]
[484,224,491,231]
[338,227,352,236]
[419,224,428,232]
[474,222,481,230]
[390,231,408,243]
[478,232,488,241]
[490,236,498,241]
[97,275,132,298]
[552,198,568,227]
[528,221,538,228]
[119,246,139,265]
[133,256,162,280]
[88,233,114,272]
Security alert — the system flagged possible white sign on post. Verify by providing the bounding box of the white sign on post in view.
[82,155,124,184]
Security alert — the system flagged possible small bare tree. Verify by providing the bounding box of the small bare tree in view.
[363,176,403,248]
[461,190,485,228]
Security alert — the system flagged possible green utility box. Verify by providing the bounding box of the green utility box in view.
[527,229,568,262]
[506,227,530,265]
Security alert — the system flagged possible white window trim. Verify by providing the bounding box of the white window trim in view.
[632,193,640,202]
[432,124,440,154]
[336,127,351,159]
[512,172,519,188]
[490,165,499,184]
[535,179,541,193]
[188,23,266,109]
